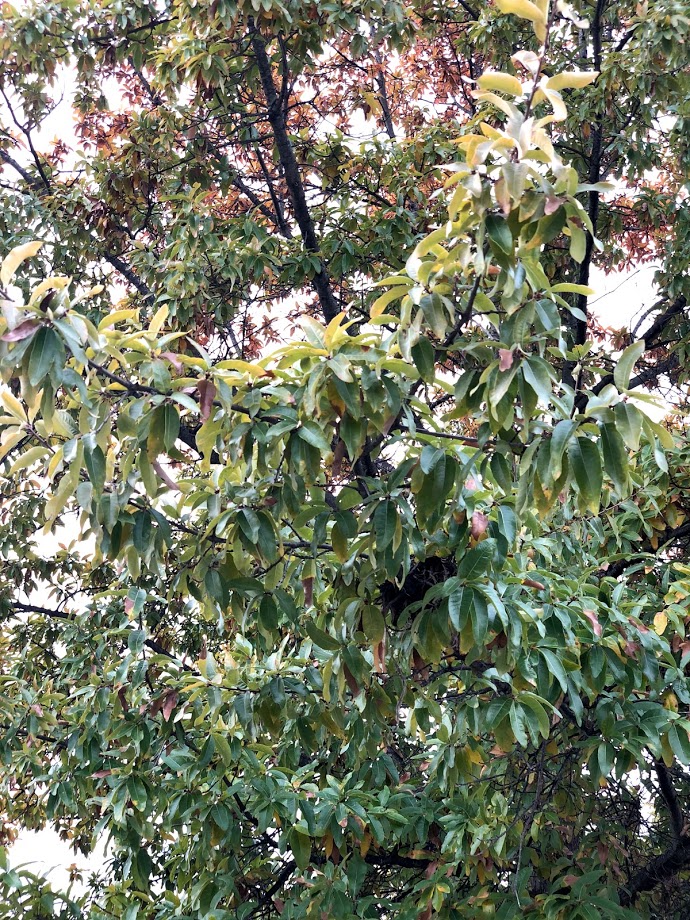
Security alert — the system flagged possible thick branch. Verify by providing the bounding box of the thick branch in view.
[587,295,686,400]
[564,0,606,388]
[655,760,684,840]
[249,25,340,323]
[619,835,690,907]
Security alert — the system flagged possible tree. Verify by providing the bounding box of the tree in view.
[1,0,690,916]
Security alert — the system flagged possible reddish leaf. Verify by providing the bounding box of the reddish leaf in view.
[523,578,546,591]
[162,689,178,721]
[161,351,184,373]
[153,460,181,492]
[197,377,216,421]
[470,510,489,539]
[302,576,314,607]
[374,633,387,674]
[124,597,134,616]
[343,664,359,696]
[1,319,39,342]
[412,649,429,682]
[332,438,347,478]
[583,609,603,637]
[545,195,564,215]
[117,687,130,712]
[273,899,285,915]
[150,696,164,718]
[424,860,439,878]
[498,348,514,371]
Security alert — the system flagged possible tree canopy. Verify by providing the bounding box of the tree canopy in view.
[2,0,690,917]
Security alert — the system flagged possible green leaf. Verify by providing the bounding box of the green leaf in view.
[549,419,577,481]
[298,420,331,451]
[539,649,568,693]
[568,435,602,513]
[613,340,645,391]
[84,444,106,494]
[486,213,514,256]
[290,827,312,870]
[362,605,385,642]
[449,585,475,630]
[599,422,628,494]
[614,402,643,451]
[303,620,341,651]
[28,326,62,386]
[457,541,493,580]
[374,500,398,550]
[518,692,551,739]
[411,336,436,381]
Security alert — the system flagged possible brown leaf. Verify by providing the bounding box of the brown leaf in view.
[418,906,432,920]
[332,438,347,478]
[412,649,429,683]
[162,689,178,721]
[470,510,489,539]
[583,609,603,637]
[124,597,134,616]
[91,769,112,779]
[522,578,546,591]
[197,377,216,421]
[424,860,439,879]
[498,348,514,371]
[273,899,285,915]
[1,319,39,342]
[343,664,359,696]
[623,640,639,658]
[374,633,387,674]
[117,687,130,713]
[302,576,314,607]
[150,696,164,718]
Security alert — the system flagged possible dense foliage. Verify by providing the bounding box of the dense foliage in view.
[2,0,690,917]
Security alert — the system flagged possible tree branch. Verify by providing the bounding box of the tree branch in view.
[655,759,684,840]
[249,24,340,324]
[619,835,690,907]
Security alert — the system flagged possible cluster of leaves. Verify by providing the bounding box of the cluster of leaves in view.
[2,0,690,918]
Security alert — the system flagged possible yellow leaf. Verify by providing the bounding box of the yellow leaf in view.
[7,445,49,475]
[1,390,27,421]
[372,275,414,288]
[0,427,25,462]
[1,240,43,286]
[477,72,525,96]
[149,304,169,336]
[653,611,668,635]
[324,312,355,349]
[28,277,70,306]
[494,0,546,25]
[472,90,520,120]
[213,359,270,378]
[550,283,595,295]
[371,286,409,318]
[98,309,140,331]
[546,71,599,92]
